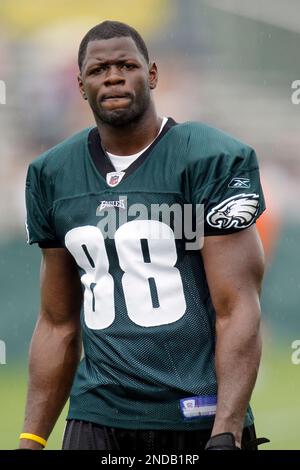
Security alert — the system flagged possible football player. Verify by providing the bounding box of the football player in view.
[20,21,268,451]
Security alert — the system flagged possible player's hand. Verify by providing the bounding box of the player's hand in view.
[205,432,241,450]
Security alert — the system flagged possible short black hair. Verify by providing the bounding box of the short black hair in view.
[78,20,149,71]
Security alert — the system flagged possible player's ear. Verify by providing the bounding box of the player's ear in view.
[77,74,88,100]
[148,62,158,90]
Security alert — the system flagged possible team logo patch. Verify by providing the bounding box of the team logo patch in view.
[106,171,125,187]
[207,193,259,229]
[228,177,250,188]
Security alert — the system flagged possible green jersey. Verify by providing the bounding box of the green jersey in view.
[25,119,265,430]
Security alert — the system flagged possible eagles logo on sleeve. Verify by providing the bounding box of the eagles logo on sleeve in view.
[206,193,259,230]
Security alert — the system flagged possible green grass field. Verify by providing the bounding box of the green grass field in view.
[0,365,67,450]
[1,341,299,450]
[251,340,300,450]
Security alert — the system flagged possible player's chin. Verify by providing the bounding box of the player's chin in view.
[100,109,136,127]
[99,104,141,126]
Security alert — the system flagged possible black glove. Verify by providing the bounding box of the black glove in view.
[205,432,241,450]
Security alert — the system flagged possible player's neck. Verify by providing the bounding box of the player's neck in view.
[96,105,162,156]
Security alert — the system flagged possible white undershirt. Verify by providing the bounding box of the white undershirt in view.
[106,117,168,173]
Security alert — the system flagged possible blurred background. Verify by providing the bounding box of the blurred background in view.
[0,0,299,450]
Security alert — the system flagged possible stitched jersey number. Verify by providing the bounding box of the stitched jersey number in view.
[65,220,186,330]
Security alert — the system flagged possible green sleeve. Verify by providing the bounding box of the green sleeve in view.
[188,147,265,236]
[25,163,62,247]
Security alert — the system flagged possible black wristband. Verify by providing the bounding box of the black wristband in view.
[205,432,241,450]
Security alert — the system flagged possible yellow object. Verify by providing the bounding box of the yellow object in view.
[19,433,47,448]
[0,0,170,35]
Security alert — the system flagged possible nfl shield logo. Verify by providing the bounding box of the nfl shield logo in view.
[110,175,119,185]
[106,171,125,187]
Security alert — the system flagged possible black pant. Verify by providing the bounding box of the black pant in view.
[62,419,258,451]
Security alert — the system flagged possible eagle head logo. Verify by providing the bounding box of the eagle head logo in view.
[207,193,259,229]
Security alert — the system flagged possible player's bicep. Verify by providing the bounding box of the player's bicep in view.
[40,248,82,325]
[201,225,265,316]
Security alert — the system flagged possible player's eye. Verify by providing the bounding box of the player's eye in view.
[89,65,107,74]
[122,63,136,70]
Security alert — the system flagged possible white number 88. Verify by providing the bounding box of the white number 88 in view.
[65,220,186,330]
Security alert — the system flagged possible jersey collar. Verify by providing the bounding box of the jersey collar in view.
[87,117,177,184]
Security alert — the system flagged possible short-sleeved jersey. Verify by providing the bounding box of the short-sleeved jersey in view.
[25,119,265,430]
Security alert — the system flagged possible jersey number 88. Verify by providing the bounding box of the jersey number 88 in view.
[65,220,187,330]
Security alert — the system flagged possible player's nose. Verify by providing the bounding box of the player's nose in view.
[104,66,125,86]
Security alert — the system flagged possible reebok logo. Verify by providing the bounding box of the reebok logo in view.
[228,177,250,189]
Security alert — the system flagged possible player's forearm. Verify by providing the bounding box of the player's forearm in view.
[212,300,262,446]
[20,315,81,449]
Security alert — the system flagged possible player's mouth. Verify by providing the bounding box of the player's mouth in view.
[101,93,132,109]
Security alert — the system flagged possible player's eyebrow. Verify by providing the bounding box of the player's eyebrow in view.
[85,57,139,72]
[89,58,132,65]
[86,52,138,65]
